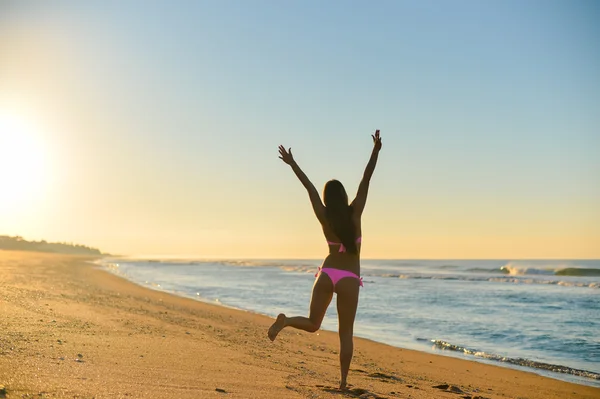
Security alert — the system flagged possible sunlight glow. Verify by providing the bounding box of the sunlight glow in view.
[0,109,51,213]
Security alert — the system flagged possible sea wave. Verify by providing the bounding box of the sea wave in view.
[113,259,600,286]
[275,262,599,288]
[555,268,600,277]
[212,260,283,267]
[274,260,600,278]
[428,339,600,381]
[362,274,599,288]
[127,259,600,278]
[499,262,600,277]
[466,267,504,273]
[192,260,320,269]
[279,265,318,273]
[461,262,600,277]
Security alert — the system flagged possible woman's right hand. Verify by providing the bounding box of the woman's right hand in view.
[278,145,296,165]
[372,130,382,151]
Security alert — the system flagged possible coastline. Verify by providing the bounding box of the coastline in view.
[100,256,600,386]
[1,251,598,399]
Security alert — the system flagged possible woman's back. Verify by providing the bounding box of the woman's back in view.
[321,211,362,275]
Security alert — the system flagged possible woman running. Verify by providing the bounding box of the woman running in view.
[268,130,382,390]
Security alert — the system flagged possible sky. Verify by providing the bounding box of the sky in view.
[0,0,598,258]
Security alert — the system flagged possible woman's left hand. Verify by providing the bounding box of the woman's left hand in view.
[372,130,382,152]
[278,145,296,165]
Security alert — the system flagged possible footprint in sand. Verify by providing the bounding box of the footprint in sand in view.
[433,383,475,396]
[367,372,403,382]
[348,388,388,399]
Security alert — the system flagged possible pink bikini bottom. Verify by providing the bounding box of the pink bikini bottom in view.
[315,267,363,288]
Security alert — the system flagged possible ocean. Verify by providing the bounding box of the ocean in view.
[98,258,600,387]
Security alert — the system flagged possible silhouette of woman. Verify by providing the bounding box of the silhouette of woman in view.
[268,130,382,390]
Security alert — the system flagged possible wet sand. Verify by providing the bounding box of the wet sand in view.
[1,251,598,398]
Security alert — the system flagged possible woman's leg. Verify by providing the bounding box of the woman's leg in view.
[268,273,333,341]
[335,277,360,390]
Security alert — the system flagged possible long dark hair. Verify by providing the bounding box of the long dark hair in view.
[323,179,358,254]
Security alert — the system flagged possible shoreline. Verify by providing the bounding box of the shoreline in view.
[99,256,600,387]
[1,250,599,398]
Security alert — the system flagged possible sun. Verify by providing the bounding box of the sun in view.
[0,110,51,213]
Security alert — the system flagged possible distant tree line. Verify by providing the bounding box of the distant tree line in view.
[0,235,102,255]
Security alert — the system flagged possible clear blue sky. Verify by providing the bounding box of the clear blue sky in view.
[0,1,598,257]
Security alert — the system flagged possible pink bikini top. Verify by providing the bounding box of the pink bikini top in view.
[327,237,362,253]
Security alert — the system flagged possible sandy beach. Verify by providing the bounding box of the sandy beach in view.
[1,251,598,399]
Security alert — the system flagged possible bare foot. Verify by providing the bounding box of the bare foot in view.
[339,380,347,390]
[268,313,286,341]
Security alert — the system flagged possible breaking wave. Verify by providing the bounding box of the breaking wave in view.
[499,262,600,277]
[459,262,600,277]
[427,339,600,381]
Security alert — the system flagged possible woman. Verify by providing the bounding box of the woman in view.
[268,130,382,390]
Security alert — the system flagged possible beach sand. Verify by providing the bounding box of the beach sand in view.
[1,251,598,399]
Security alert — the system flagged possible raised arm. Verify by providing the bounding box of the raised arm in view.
[351,130,382,216]
[278,145,326,223]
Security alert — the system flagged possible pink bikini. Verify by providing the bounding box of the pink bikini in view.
[315,237,364,287]
[327,236,362,253]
